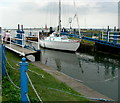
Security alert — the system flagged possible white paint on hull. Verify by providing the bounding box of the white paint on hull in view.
[39,40,80,51]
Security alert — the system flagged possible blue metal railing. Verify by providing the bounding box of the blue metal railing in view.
[82,36,120,48]
[82,31,120,49]
[2,44,6,76]
[2,45,42,102]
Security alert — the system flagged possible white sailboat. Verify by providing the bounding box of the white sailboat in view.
[39,0,81,52]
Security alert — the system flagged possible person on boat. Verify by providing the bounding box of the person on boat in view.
[4,30,10,43]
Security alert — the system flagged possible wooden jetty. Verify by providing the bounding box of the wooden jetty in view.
[5,44,37,56]
[2,24,40,57]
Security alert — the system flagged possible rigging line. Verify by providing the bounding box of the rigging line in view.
[26,72,43,103]
[25,93,31,103]
[45,1,49,26]
[28,69,44,78]
[3,61,20,90]
[73,0,81,36]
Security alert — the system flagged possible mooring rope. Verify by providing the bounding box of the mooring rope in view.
[3,51,18,70]
[42,86,114,102]
[28,69,44,78]
[25,93,31,103]
[3,61,20,90]
[26,72,43,103]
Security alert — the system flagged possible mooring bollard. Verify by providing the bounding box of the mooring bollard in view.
[2,44,6,76]
[20,57,28,102]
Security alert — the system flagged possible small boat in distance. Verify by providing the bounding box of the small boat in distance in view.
[40,32,80,51]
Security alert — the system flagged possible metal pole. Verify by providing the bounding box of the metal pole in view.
[58,0,61,34]
[101,31,103,40]
[20,57,28,102]
[22,33,24,48]
[106,30,109,42]
[38,32,40,50]
[113,32,117,44]
[73,0,81,37]
[2,44,6,76]
[10,33,11,48]
[1,33,3,44]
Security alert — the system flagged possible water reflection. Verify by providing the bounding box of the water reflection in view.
[55,58,62,71]
[40,48,119,100]
[41,49,119,81]
[77,52,118,80]
[78,60,84,73]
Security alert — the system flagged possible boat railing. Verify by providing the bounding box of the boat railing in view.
[25,32,40,50]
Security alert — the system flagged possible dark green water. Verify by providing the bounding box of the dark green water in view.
[39,48,119,101]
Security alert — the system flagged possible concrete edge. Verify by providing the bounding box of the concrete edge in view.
[32,62,114,101]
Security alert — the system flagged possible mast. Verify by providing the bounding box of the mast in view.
[73,0,81,37]
[58,0,61,34]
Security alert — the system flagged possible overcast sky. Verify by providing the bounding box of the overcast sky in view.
[0,0,119,29]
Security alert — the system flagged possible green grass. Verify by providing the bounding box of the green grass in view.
[81,40,95,45]
[0,96,2,102]
[83,30,101,35]
[2,50,90,102]
[68,37,80,40]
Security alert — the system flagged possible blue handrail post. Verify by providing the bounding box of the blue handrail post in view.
[20,57,28,102]
[106,30,110,42]
[113,32,117,44]
[16,24,24,46]
[2,44,6,76]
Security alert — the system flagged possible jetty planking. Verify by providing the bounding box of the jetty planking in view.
[5,44,37,56]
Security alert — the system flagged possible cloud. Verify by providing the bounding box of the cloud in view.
[95,2,118,13]
[21,1,91,15]
[18,1,117,15]
[37,2,59,14]
[18,2,39,13]
[0,0,118,28]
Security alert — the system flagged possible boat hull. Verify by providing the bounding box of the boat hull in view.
[26,37,38,41]
[39,40,80,51]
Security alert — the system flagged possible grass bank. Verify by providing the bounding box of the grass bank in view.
[2,50,90,102]
[81,40,95,46]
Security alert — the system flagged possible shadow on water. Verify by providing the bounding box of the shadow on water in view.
[40,48,119,101]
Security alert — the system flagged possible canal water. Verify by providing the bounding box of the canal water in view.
[7,29,119,100]
[38,48,119,101]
